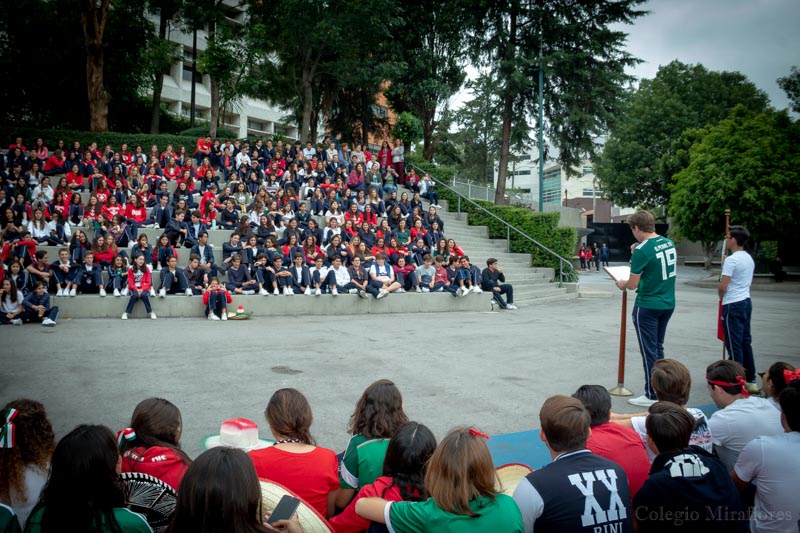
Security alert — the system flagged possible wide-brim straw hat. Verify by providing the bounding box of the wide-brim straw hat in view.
[259,479,333,533]
[120,472,177,533]
[495,463,534,496]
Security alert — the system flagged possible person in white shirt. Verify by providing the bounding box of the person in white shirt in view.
[718,225,757,387]
[235,149,250,169]
[368,253,402,299]
[734,379,800,533]
[0,278,25,325]
[706,360,784,471]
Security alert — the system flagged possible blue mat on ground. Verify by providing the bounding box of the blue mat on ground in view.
[489,403,719,470]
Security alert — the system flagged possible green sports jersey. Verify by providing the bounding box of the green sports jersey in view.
[339,435,390,490]
[630,235,676,310]
[26,507,152,532]
[387,494,523,533]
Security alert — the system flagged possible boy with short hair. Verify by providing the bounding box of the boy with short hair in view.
[159,255,192,297]
[50,248,76,297]
[73,250,106,296]
[415,254,436,293]
[348,255,373,299]
[224,254,257,295]
[23,282,59,326]
[290,253,312,295]
[268,255,294,295]
[432,255,457,296]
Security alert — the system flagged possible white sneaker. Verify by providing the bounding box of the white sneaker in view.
[150,288,156,297]
[153,223,160,229]
[507,304,518,310]
[208,313,220,320]
[121,312,128,320]
[243,290,255,295]
[69,288,76,297]
[150,312,157,320]
[359,289,368,299]
[416,287,422,293]
[332,287,338,296]
[259,288,268,295]
[221,312,228,321]
[304,287,312,295]
[99,288,107,297]
[159,288,166,298]
[348,288,358,294]
[473,287,483,294]
[113,288,121,297]
[283,287,292,295]
[121,288,129,297]
[42,318,56,327]
[11,319,22,325]
[315,287,321,296]
[457,286,465,297]
[628,395,657,407]
[396,288,406,293]
[185,288,193,296]
[273,288,280,295]
[422,287,430,293]
[377,289,388,299]
[57,288,64,297]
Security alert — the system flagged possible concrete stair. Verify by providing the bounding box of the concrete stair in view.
[36,180,575,317]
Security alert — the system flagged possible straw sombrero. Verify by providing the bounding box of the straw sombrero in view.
[259,479,333,533]
[495,463,534,496]
[202,418,273,451]
[227,304,253,320]
[120,472,177,533]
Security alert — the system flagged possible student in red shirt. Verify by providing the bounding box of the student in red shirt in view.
[249,388,339,518]
[122,253,156,320]
[195,135,212,166]
[65,163,85,191]
[119,397,191,492]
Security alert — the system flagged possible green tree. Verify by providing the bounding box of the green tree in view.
[777,66,800,114]
[385,0,468,161]
[469,0,645,204]
[393,112,423,149]
[670,106,800,266]
[455,73,502,185]
[596,61,770,210]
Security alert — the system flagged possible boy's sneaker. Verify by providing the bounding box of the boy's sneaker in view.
[99,288,107,297]
[259,288,268,296]
[69,288,77,297]
[473,287,483,294]
[221,312,228,321]
[42,318,56,327]
[273,288,280,295]
[150,288,156,297]
[422,287,430,293]
[377,289,388,299]
[11,319,22,325]
[315,288,322,296]
[150,312,158,320]
[121,312,128,320]
[628,395,657,407]
[243,290,255,295]
[396,288,405,293]
[283,288,292,295]
[359,289,368,299]
[185,288,193,296]
[332,287,338,296]
[121,288,129,297]
[57,288,64,297]
[304,287,312,295]
[348,288,358,294]
[113,288,121,297]
[507,304,518,310]
[159,288,167,298]
[416,287,422,293]
[208,313,220,321]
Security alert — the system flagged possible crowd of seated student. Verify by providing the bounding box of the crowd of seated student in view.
[2,368,799,532]
[2,134,522,322]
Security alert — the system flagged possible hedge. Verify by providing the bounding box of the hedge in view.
[1,126,237,154]
[407,156,578,280]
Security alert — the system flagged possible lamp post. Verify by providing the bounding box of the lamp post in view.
[537,65,544,212]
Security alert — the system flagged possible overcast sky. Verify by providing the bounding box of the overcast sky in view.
[452,0,799,112]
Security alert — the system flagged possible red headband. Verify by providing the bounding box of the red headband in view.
[783,369,800,384]
[707,376,749,397]
[466,428,490,440]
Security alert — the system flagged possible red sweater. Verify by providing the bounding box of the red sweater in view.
[127,268,152,291]
[202,288,232,306]
[126,205,147,223]
[121,446,189,492]
[66,171,84,188]
[330,476,405,533]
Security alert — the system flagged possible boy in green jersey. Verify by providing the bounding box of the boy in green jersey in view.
[616,211,676,406]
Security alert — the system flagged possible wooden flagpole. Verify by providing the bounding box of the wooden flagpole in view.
[721,208,730,359]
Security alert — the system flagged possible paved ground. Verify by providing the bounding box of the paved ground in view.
[2,266,798,460]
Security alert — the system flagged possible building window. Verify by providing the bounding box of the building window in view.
[513,169,531,176]
[583,166,593,174]
[182,65,202,83]
[582,188,604,196]
[371,104,388,118]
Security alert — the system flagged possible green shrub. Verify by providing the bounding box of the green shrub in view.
[179,125,239,139]
[1,126,209,153]
[406,158,578,280]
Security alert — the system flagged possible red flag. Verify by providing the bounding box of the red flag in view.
[717,301,725,341]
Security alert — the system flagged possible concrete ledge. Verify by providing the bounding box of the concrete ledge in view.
[52,291,497,319]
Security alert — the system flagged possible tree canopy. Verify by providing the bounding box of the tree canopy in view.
[670,105,800,253]
[595,61,770,210]
[777,66,800,114]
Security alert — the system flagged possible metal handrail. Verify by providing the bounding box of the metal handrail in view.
[409,163,576,286]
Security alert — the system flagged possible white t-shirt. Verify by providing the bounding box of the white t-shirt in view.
[369,263,392,282]
[707,396,783,471]
[734,431,800,533]
[631,407,712,462]
[721,250,754,305]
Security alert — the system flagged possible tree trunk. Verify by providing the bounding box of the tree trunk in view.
[494,4,517,205]
[702,240,716,270]
[422,121,435,161]
[150,11,170,134]
[81,0,111,132]
[209,78,220,138]
[302,77,313,142]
